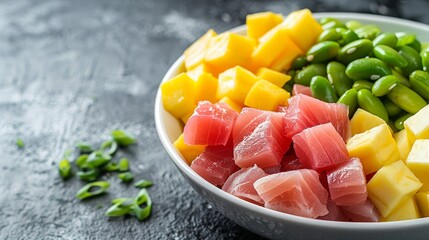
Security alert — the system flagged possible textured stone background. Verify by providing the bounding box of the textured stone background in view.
[1,0,428,239]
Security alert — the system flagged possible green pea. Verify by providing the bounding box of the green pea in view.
[346,58,392,81]
[327,61,353,96]
[409,70,429,100]
[408,39,421,52]
[387,83,427,114]
[371,75,399,97]
[373,45,408,68]
[373,33,398,48]
[322,20,346,30]
[345,20,362,31]
[291,56,308,70]
[306,41,339,63]
[310,76,338,103]
[354,25,381,40]
[391,69,411,87]
[353,80,374,91]
[357,89,389,122]
[337,39,373,65]
[394,113,413,131]
[76,181,110,200]
[421,50,429,71]
[295,64,327,86]
[318,28,343,42]
[339,29,359,45]
[337,89,358,117]
[398,45,423,77]
[396,32,416,47]
[383,97,403,117]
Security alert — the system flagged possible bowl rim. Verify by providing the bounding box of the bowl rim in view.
[154,12,429,230]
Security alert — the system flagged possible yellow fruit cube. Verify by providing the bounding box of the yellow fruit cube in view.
[394,129,412,162]
[347,123,400,175]
[367,160,422,217]
[380,197,420,222]
[187,63,219,80]
[184,29,217,70]
[194,72,218,104]
[244,79,290,111]
[246,12,283,40]
[205,32,255,73]
[216,66,259,105]
[219,96,243,113]
[270,37,303,71]
[404,104,429,145]
[350,108,386,136]
[406,139,429,191]
[416,191,429,217]
[173,134,205,164]
[252,28,291,67]
[161,73,196,118]
[257,67,291,87]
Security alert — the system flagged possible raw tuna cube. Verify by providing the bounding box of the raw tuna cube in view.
[318,200,351,221]
[222,165,268,205]
[293,123,349,172]
[327,158,367,206]
[292,84,312,96]
[254,169,329,218]
[263,165,281,174]
[283,94,349,141]
[190,138,239,187]
[341,199,380,222]
[184,101,238,146]
[233,108,291,168]
[280,150,304,172]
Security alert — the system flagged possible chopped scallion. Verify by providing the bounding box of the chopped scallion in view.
[134,179,153,188]
[111,130,136,146]
[76,181,110,200]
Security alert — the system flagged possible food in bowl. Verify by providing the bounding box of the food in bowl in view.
[160,8,429,223]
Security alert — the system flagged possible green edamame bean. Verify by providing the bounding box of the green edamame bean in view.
[345,20,362,31]
[408,39,421,52]
[373,33,398,48]
[322,20,346,30]
[306,41,339,63]
[357,89,389,122]
[339,29,359,45]
[318,28,343,42]
[319,17,340,25]
[346,58,392,81]
[373,45,408,68]
[353,80,374,91]
[409,70,429,100]
[291,56,308,70]
[383,97,403,117]
[337,89,358,117]
[391,69,411,87]
[327,61,353,96]
[421,50,429,71]
[354,25,381,40]
[387,83,427,114]
[394,113,413,131]
[398,45,423,77]
[396,32,416,47]
[371,75,399,97]
[337,39,373,65]
[295,64,327,86]
[310,76,338,103]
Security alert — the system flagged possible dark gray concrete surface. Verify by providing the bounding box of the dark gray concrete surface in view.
[1,0,428,239]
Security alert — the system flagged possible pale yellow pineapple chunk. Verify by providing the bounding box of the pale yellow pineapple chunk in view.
[404,104,429,145]
[350,108,386,136]
[406,139,429,191]
[416,191,429,217]
[381,197,420,222]
[173,134,205,165]
[394,129,412,162]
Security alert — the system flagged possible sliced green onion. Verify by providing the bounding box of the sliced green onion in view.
[118,158,129,172]
[16,138,24,148]
[111,130,136,146]
[58,159,72,179]
[75,154,89,169]
[100,140,118,155]
[106,198,134,217]
[76,181,110,200]
[134,179,153,188]
[103,162,119,172]
[86,151,111,168]
[118,171,134,183]
[76,142,94,154]
[132,189,152,221]
[77,169,100,182]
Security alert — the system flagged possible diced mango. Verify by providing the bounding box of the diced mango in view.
[394,129,412,162]
[180,111,194,124]
[205,33,255,73]
[246,12,283,40]
[219,96,243,113]
[257,67,291,87]
[194,72,218,103]
[184,29,217,70]
[380,197,420,222]
[173,134,205,164]
[367,160,422,217]
[244,79,290,111]
[252,28,291,68]
[161,73,196,118]
[347,123,400,175]
[269,37,303,71]
[406,140,429,191]
[404,105,429,145]
[350,108,386,136]
[416,191,429,217]
[216,66,259,105]
[187,63,219,80]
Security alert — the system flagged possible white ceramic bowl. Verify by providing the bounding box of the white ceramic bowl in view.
[155,13,429,240]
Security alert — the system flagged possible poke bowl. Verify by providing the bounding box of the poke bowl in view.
[155,12,429,240]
